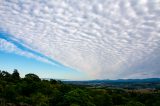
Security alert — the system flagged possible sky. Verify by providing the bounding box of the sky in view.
[0,0,160,80]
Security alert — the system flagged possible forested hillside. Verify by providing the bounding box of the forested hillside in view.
[0,69,160,106]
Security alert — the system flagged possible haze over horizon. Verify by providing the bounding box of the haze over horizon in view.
[0,0,160,80]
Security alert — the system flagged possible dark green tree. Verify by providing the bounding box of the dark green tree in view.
[1,71,12,82]
[24,73,41,82]
[126,101,145,106]
[12,69,20,81]
[112,94,128,105]
[4,85,17,102]
[31,92,49,106]
[63,89,95,106]
[50,79,58,84]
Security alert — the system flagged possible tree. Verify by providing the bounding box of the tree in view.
[153,101,160,106]
[1,71,12,82]
[19,73,41,96]
[93,93,113,106]
[50,79,57,84]
[0,70,2,79]
[4,85,17,102]
[12,69,20,81]
[126,101,145,106]
[48,89,62,106]
[112,94,128,105]
[31,92,49,106]
[63,89,95,106]
[24,73,41,82]
[70,104,80,106]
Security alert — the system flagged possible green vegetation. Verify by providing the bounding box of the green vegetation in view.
[0,69,160,106]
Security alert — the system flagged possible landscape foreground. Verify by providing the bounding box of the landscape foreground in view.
[0,69,160,106]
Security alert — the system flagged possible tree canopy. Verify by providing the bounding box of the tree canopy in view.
[0,69,159,106]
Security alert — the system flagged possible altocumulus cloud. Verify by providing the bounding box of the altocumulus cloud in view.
[0,38,54,65]
[0,0,160,79]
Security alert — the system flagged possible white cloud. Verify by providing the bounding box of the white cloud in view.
[0,0,160,79]
[0,38,54,65]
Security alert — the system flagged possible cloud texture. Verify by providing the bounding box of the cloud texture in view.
[0,0,160,79]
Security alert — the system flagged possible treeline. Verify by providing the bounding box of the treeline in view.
[0,69,160,106]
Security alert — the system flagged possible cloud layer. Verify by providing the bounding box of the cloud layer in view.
[0,0,160,79]
[0,38,54,65]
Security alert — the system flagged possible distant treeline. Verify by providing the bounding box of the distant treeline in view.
[64,78,160,90]
[0,69,160,106]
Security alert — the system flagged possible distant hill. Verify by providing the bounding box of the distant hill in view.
[64,78,160,89]
[90,78,160,83]
[64,78,160,83]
